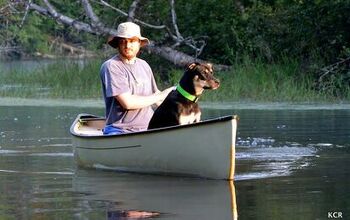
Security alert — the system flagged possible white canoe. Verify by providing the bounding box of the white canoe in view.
[70,114,238,180]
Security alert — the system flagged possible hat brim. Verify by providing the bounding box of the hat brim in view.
[107,36,150,48]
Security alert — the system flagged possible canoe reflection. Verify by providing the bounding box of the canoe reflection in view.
[108,210,160,219]
[73,170,238,220]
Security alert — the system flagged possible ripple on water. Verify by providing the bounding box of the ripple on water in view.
[0,149,26,154]
[0,169,74,175]
[28,153,73,157]
[235,137,317,180]
[0,149,73,157]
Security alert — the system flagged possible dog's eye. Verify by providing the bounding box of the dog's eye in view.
[198,74,206,80]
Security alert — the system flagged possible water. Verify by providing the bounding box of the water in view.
[0,104,349,219]
[0,59,92,73]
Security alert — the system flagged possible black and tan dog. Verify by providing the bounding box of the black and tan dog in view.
[148,62,220,129]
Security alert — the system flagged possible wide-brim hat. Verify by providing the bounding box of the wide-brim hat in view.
[107,22,150,48]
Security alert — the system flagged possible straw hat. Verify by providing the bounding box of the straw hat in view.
[107,22,150,48]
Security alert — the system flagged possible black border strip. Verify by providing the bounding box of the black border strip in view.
[76,144,142,150]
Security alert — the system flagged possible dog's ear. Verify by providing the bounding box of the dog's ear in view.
[187,62,201,70]
[187,63,197,70]
[205,63,213,73]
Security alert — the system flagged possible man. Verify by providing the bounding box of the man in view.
[100,22,173,134]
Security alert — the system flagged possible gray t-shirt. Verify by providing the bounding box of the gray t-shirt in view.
[100,55,158,132]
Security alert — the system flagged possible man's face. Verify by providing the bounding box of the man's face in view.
[118,37,141,60]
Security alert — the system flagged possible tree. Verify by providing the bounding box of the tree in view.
[4,0,230,70]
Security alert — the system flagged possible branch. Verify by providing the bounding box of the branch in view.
[98,0,166,29]
[168,0,206,57]
[30,1,117,35]
[318,57,350,82]
[127,0,141,22]
[0,4,10,13]
[147,44,231,71]
[21,0,232,70]
[169,0,183,41]
[81,0,112,34]
[19,0,31,27]
[98,0,127,17]
[81,0,100,25]
[41,0,96,33]
[2,1,22,15]
[28,2,49,16]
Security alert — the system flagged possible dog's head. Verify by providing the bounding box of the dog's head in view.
[186,62,220,91]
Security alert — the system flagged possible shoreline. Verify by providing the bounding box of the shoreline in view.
[1,97,349,110]
[0,97,104,108]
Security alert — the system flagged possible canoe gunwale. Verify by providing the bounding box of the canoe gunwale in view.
[70,113,237,139]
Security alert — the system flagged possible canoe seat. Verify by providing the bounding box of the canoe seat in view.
[77,127,103,136]
[76,118,105,136]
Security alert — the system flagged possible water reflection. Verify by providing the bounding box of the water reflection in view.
[73,170,238,220]
[107,210,160,219]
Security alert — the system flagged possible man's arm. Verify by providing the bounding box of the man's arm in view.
[116,86,175,110]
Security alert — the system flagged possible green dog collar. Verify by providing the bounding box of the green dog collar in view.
[176,85,198,102]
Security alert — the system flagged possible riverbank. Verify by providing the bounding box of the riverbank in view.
[1,97,349,110]
[1,57,349,102]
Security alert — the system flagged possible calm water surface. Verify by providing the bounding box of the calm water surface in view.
[0,104,349,219]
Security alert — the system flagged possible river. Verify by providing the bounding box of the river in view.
[0,102,349,219]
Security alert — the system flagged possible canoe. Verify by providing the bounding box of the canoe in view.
[70,113,238,180]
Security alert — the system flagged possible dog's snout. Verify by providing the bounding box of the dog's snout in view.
[212,79,220,89]
[211,75,220,84]
[204,77,220,90]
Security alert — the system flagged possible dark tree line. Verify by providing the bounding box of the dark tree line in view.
[1,0,350,71]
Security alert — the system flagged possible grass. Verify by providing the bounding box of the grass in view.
[0,59,102,99]
[213,60,323,102]
[164,59,345,103]
[0,57,348,102]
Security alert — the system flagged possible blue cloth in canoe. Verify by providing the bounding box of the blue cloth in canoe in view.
[103,125,125,135]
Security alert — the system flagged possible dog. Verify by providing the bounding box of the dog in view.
[148,62,220,129]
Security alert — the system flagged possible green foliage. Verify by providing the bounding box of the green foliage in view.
[4,0,350,65]
[170,0,350,66]
[2,0,350,99]
[12,16,50,53]
[272,0,350,62]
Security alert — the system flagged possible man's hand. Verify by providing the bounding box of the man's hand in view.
[116,86,175,110]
